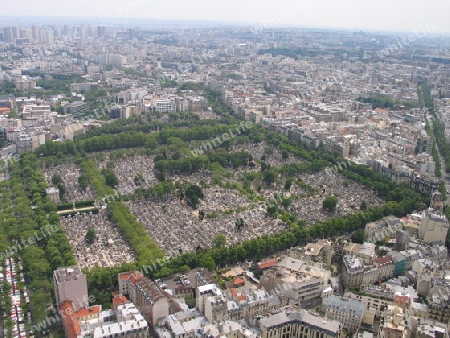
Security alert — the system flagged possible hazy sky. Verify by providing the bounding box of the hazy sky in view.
[2,0,450,33]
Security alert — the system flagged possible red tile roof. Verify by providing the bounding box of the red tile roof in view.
[257,259,277,269]
[76,305,101,319]
[112,295,129,307]
[232,277,245,287]
[60,301,81,338]
[120,271,143,284]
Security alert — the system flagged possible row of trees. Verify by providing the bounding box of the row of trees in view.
[73,114,234,142]
[79,159,115,197]
[155,156,210,174]
[418,83,449,197]
[38,121,251,157]
[3,153,76,329]
[356,95,416,109]
[432,119,450,173]
[425,117,443,178]
[75,156,165,266]
[154,151,251,175]
[107,201,165,264]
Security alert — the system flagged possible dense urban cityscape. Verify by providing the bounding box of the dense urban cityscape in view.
[1,3,450,338]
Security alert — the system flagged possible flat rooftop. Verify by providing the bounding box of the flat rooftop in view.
[54,266,84,283]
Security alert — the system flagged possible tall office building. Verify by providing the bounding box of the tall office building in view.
[32,25,40,42]
[97,26,106,37]
[3,27,14,43]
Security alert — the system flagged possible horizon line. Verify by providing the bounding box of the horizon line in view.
[0,15,450,35]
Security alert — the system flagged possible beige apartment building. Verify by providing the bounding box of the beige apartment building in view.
[419,208,449,245]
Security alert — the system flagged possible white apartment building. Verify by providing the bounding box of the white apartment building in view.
[155,99,175,113]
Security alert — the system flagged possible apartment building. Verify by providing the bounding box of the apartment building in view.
[259,310,341,338]
[344,291,391,324]
[260,256,330,286]
[417,319,449,338]
[155,99,175,113]
[374,256,395,282]
[60,300,81,338]
[15,79,36,91]
[118,271,144,304]
[290,240,333,267]
[343,242,376,265]
[344,255,397,288]
[364,216,402,243]
[196,284,222,314]
[419,208,449,245]
[92,303,148,338]
[378,305,411,338]
[134,278,169,325]
[15,134,32,153]
[203,287,288,324]
[427,293,450,325]
[260,267,325,304]
[53,266,89,311]
[322,295,365,333]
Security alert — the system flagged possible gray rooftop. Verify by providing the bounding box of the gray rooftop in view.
[323,295,365,315]
[53,266,84,283]
[260,310,340,336]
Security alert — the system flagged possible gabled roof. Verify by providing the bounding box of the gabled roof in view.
[76,305,101,319]
[232,277,245,286]
[112,295,129,307]
[60,301,81,338]
[257,259,277,269]
[119,271,144,285]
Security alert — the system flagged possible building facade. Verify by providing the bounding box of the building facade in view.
[53,266,89,311]
[259,310,341,338]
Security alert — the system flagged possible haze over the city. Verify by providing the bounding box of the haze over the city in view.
[2,0,450,33]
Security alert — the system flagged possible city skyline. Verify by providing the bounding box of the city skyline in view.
[2,0,450,34]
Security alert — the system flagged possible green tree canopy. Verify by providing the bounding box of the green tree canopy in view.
[323,195,338,212]
[212,234,227,248]
[85,227,96,244]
